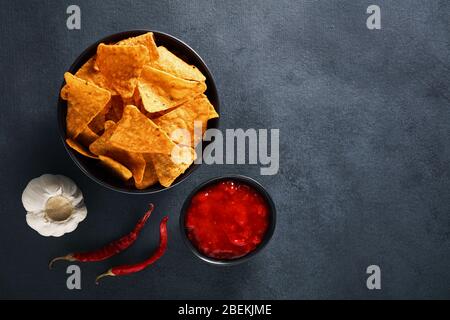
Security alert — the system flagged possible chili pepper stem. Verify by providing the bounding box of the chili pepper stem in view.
[95,269,115,284]
[48,254,76,269]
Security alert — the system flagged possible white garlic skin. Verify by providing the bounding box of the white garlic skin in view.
[22,174,87,237]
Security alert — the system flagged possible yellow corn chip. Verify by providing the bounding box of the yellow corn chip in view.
[88,100,110,134]
[96,44,149,99]
[138,65,206,113]
[77,126,99,147]
[106,96,124,123]
[104,119,116,129]
[122,87,142,109]
[62,73,111,138]
[151,145,196,187]
[135,155,159,189]
[90,121,145,184]
[153,94,218,146]
[98,155,133,181]
[89,121,117,157]
[60,85,69,100]
[66,138,98,159]
[110,105,176,154]
[75,56,117,95]
[151,46,206,82]
[116,32,159,62]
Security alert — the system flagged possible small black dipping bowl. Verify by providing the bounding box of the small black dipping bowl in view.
[180,175,276,266]
[57,30,219,194]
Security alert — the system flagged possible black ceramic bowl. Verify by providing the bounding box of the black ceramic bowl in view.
[57,30,219,194]
[180,175,276,266]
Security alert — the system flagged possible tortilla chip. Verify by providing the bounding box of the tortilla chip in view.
[60,85,69,100]
[77,126,99,147]
[116,32,159,62]
[66,138,97,159]
[122,87,142,109]
[106,96,124,123]
[135,155,159,189]
[138,66,206,113]
[89,122,117,156]
[153,94,218,146]
[110,105,176,154]
[105,120,116,129]
[208,102,219,119]
[151,46,206,82]
[90,121,145,184]
[62,73,111,138]
[147,108,173,119]
[96,44,149,99]
[75,56,117,95]
[98,155,133,181]
[151,145,196,187]
[88,101,110,134]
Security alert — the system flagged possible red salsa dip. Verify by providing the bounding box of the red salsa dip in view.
[185,180,270,260]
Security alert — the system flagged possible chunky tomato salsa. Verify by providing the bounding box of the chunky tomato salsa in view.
[185,180,270,260]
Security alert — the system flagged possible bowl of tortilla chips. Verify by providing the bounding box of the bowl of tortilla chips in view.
[57,30,219,193]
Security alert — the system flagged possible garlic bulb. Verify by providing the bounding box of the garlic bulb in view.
[22,174,87,237]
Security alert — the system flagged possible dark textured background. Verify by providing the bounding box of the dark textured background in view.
[0,0,449,299]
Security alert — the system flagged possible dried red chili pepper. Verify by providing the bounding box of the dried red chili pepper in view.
[49,204,155,269]
[96,216,168,284]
